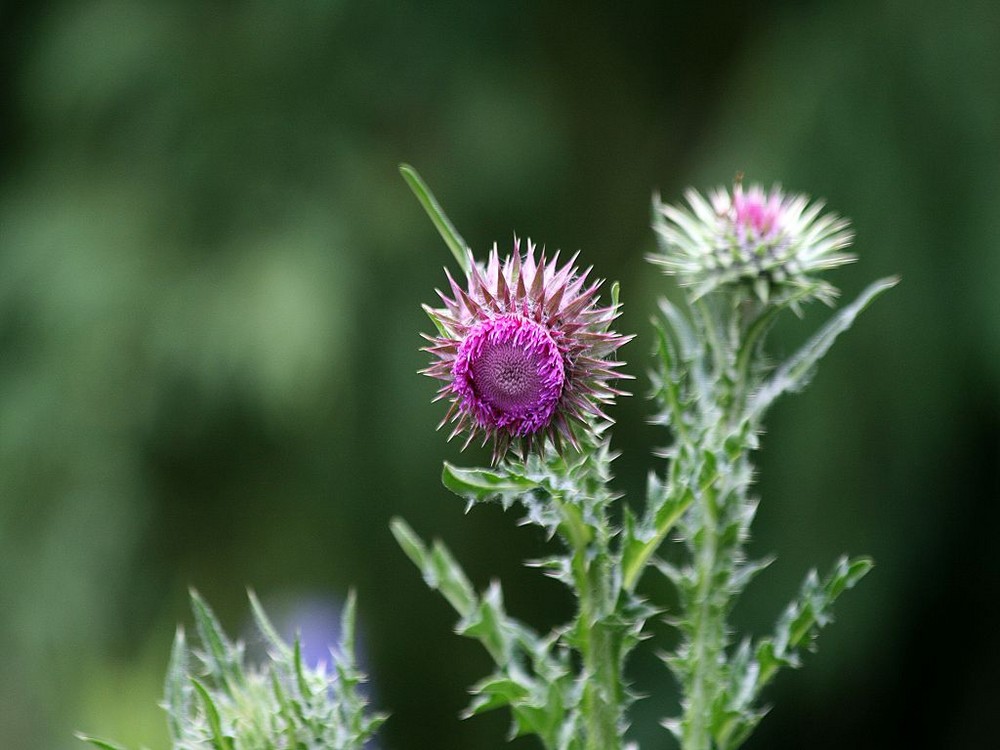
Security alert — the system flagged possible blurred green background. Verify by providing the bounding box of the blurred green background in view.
[1,1,997,748]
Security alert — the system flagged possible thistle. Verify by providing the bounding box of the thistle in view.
[398,165,895,750]
[78,591,385,750]
[650,178,855,306]
[422,239,632,460]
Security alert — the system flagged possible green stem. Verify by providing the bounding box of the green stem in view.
[581,560,621,750]
[557,498,622,750]
[682,483,723,750]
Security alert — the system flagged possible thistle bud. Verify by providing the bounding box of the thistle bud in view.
[651,179,855,305]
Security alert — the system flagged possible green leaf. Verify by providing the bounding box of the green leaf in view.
[715,713,763,750]
[729,555,776,595]
[390,516,430,570]
[458,581,516,665]
[830,556,874,595]
[441,462,539,505]
[164,626,189,742]
[390,517,478,618]
[248,588,291,660]
[750,276,899,418]
[340,589,359,668]
[708,640,770,750]
[189,588,244,692]
[622,478,694,592]
[756,555,874,688]
[268,670,301,750]
[293,635,312,700]
[74,734,128,750]
[191,678,234,750]
[507,680,569,747]
[399,164,471,275]
[428,540,479,620]
[465,675,532,717]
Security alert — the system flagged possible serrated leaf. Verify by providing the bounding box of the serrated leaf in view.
[756,555,874,688]
[458,581,514,665]
[750,276,898,418]
[827,556,874,597]
[441,462,538,504]
[390,517,478,619]
[429,541,479,618]
[399,164,471,275]
[755,640,797,680]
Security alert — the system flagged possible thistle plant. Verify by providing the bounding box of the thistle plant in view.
[78,591,385,750]
[77,168,893,750]
[394,166,896,750]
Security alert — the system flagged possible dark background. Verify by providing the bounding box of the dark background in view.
[1,2,998,749]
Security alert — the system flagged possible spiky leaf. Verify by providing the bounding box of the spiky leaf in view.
[756,555,874,688]
[750,277,898,418]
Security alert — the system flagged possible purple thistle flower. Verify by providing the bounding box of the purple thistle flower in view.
[422,238,632,461]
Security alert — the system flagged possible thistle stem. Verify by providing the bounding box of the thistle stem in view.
[559,497,622,750]
[683,498,724,750]
[581,563,621,750]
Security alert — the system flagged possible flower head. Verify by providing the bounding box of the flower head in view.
[651,178,855,305]
[422,239,631,460]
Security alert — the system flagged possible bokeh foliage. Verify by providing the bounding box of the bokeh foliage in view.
[1,1,997,749]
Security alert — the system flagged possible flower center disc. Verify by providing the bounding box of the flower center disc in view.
[453,314,565,436]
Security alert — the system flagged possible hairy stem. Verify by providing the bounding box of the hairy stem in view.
[558,497,622,750]
[581,560,621,750]
[682,476,724,750]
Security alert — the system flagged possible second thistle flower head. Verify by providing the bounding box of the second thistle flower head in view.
[651,178,855,305]
[422,239,631,461]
